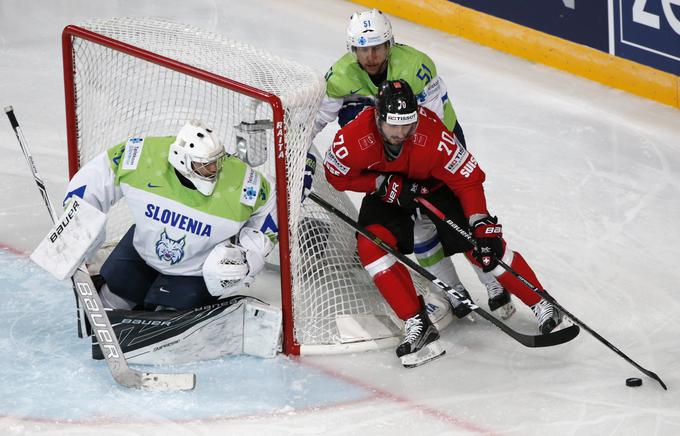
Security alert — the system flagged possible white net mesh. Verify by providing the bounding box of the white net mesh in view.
[65,17,402,352]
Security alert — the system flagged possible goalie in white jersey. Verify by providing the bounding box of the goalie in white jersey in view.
[60,120,281,362]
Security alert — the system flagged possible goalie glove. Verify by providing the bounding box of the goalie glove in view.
[202,227,274,297]
[203,242,250,297]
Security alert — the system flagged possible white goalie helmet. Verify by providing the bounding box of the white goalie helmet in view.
[346,9,394,52]
[169,120,226,196]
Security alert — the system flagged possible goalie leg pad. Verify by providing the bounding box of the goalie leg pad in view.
[92,296,281,364]
[243,299,282,358]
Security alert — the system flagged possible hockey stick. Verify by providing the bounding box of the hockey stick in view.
[416,196,668,390]
[5,106,195,390]
[308,192,579,348]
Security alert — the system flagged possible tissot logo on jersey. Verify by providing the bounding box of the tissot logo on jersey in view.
[324,148,350,176]
[240,168,261,207]
[145,203,212,237]
[122,137,144,170]
[444,147,470,175]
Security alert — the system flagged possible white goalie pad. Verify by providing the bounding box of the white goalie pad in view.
[30,198,106,280]
[118,297,282,365]
[242,298,283,358]
[420,284,454,331]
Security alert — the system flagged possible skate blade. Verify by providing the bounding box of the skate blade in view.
[495,302,516,320]
[463,312,476,323]
[550,315,573,333]
[400,340,446,368]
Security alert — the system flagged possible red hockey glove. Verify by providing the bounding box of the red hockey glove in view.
[376,174,429,209]
[471,216,504,272]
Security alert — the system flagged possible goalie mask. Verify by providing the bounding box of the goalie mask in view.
[169,120,226,196]
[375,80,419,153]
[346,9,394,52]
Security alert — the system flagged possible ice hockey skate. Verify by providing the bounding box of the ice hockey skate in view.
[396,303,445,368]
[531,299,564,334]
[486,279,516,320]
[443,283,474,319]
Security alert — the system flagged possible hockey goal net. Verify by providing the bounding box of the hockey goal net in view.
[62,18,405,355]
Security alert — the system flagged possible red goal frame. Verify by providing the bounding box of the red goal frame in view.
[61,25,300,355]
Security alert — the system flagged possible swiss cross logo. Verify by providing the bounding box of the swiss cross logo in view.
[359,134,376,150]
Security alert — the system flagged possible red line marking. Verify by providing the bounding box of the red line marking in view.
[294,357,498,434]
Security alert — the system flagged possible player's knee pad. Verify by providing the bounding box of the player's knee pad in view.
[413,216,447,265]
[413,215,438,244]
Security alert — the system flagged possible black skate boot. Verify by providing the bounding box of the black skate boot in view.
[396,299,445,368]
[531,299,564,335]
[444,283,473,319]
[486,279,516,320]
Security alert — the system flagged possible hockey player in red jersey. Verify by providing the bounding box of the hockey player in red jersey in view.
[323,80,563,367]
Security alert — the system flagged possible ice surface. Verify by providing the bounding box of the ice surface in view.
[1,0,679,434]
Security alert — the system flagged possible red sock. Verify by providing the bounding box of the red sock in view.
[358,225,420,320]
[465,249,542,307]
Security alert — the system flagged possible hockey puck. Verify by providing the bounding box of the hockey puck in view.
[625,377,642,387]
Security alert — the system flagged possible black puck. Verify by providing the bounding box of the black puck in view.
[625,377,642,387]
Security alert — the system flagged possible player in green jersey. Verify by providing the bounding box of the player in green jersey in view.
[64,120,278,311]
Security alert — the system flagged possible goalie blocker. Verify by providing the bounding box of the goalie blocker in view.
[92,295,282,363]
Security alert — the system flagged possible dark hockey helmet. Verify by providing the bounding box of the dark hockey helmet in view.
[375,80,419,148]
[375,80,418,125]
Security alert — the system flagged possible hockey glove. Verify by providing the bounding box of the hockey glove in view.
[471,216,504,272]
[376,174,429,209]
[338,97,374,127]
[301,152,317,202]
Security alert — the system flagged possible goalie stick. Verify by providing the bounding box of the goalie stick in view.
[5,106,195,391]
[308,192,580,348]
[416,196,667,391]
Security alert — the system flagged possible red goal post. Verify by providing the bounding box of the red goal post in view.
[61,18,407,355]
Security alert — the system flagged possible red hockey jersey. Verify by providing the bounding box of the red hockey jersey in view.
[323,106,489,218]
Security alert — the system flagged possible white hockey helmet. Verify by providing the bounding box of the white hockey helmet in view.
[346,9,394,52]
[169,120,226,196]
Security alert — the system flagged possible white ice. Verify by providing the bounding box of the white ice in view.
[1,1,679,435]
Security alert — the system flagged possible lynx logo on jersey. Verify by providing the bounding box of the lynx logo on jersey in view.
[240,168,261,207]
[122,137,144,170]
[155,229,186,265]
